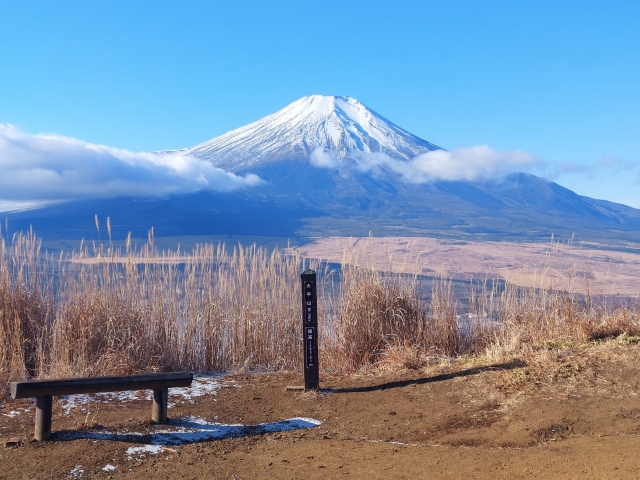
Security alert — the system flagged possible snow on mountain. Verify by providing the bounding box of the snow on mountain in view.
[162,95,442,172]
[8,95,640,244]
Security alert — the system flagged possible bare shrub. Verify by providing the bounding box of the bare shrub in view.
[0,230,315,388]
[338,264,425,371]
[0,231,54,388]
[1,228,640,390]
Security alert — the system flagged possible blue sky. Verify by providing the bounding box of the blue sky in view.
[1,0,639,207]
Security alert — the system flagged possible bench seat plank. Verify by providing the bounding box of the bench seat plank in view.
[10,372,193,399]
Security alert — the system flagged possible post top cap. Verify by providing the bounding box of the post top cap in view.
[301,269,316,275]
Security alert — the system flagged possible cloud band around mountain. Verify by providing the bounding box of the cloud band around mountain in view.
[308,145,539,182]
[356,146,540,182]
[0,125,262,204]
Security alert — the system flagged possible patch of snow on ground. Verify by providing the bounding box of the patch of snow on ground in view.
[171,374,241,403]
[151,416,322,445]
[1,403,34,418]
[58,375,239,415]
[56,416,321,456]
[67,464,84,479]
[126,445,164,460]
[59,394,92,416]
[101,464,117,472]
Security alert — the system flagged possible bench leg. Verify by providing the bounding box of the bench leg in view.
[35,395,52,441]
[152,388,168,423]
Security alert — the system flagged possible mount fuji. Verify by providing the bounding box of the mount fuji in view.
[163,95,442,171]
[6,95,640,246]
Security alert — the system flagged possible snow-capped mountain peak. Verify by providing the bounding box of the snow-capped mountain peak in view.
[164,95,442,172]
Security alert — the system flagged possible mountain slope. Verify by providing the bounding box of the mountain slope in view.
[162,95,442,171]
[6,95,640,246]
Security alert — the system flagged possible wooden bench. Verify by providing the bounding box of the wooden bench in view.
[10,372,193,441]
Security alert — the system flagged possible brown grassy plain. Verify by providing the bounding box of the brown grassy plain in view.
[291,236,640,297]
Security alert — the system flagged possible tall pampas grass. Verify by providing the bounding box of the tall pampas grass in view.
[1,229,640,393]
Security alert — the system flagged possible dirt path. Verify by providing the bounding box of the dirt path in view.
[3,342,640,478]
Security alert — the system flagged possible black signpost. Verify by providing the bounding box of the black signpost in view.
[301,269,319,391]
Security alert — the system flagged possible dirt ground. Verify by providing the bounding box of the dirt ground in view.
[4,342,640,479]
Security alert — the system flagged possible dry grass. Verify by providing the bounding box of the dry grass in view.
[2,228,640,393]
[1,229,313,388]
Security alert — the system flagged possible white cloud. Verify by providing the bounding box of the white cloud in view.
[309,147,339,168]
[0,125,262,205]
[353,145,540,182]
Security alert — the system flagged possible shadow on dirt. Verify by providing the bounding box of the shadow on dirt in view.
[51,417,321,446]
[324,360,527,394]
